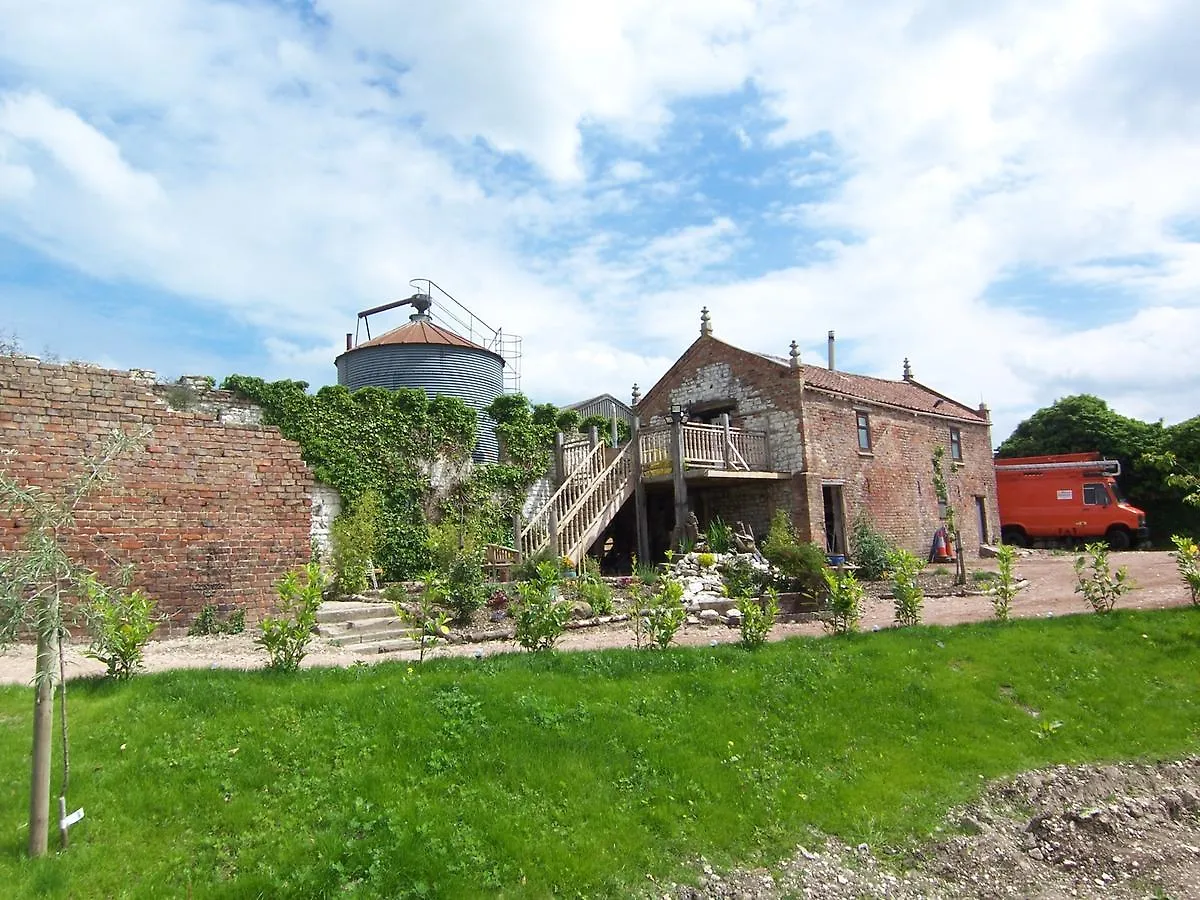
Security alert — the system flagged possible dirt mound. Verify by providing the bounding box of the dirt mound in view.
[674,757,1200,899]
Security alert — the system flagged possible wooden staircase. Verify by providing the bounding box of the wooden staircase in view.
[519,439,636,564]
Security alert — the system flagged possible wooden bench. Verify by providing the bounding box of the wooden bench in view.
[485,544,520,582]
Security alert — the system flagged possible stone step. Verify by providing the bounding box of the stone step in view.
[326,625,414,646]
[353,637,423,655]
[315,601,395,625]
[318,615,408,638]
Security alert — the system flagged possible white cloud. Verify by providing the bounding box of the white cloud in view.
[0,0,1197,445]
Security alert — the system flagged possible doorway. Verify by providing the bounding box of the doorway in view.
[822,484,847,555]
[975,496,988,545]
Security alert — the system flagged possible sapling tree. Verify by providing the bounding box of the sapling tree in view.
[0,427,149,857]
[932,446,967,586]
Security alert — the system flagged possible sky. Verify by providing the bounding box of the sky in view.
[1,0,1199,446]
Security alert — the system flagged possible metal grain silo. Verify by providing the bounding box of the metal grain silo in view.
[335,289,507,462]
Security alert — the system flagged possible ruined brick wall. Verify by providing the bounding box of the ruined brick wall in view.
[0,357,313,633]
[801,389,999,556]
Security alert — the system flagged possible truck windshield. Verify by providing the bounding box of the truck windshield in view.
[1110,480,1127,504]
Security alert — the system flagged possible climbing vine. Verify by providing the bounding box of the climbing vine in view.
[222,376,477,578]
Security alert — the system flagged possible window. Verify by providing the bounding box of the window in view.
[855,411,871,452]
[949,427,962,461]
[1083,483,1110,506]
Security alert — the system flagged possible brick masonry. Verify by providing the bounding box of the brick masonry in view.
[0,357,314,633]
[637,333,1000,557]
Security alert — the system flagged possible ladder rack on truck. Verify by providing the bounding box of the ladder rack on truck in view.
[994,458,1121,476]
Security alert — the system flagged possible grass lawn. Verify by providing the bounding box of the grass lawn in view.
[2,608,1199,898]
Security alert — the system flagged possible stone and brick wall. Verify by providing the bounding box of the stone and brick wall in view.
[0,357,313,633]
[800,390,999,555]
[635,333,999,558]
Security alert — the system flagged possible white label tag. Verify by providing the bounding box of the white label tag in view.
[1056,490,1073,500]
[60,808,84,830]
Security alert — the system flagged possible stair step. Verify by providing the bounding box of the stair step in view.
[688,597,738,614]
[318,615,408,638]
[327,625,413,646]
[315,602,395,624]
[353,637,422,655]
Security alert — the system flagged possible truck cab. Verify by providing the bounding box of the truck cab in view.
[994,452,1149,549]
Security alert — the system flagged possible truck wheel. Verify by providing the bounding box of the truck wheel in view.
[1106,527,1132,551]
[1001,527,1028,548]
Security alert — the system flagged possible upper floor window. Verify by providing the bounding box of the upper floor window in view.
[856,411,872,452]
[949,427,962,461]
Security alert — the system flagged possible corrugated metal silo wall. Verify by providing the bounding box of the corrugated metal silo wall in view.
[336,344,503,462]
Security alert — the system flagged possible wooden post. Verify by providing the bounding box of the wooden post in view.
[610,400,620,447]
[632,416,650,564]
[511,512,522,558]
[28,608,56,857]
[588,426,599,449]
[721,413,731,470]
[554,432,565,483]
[669,409,689,550]
[549,507,560,559]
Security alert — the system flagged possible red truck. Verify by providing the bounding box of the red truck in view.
[995,452,1149,549]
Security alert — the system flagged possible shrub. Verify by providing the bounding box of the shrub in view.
[633,556,661,589]
[889,549,925,626]
[761,510,826,597]
[331,490,382,596]
[739,587,779,650]
[822,567,863,635]
[79,574,158,679]
[642,577,686,650]
[1170,535,1200,606]
[991,545,1019,622]
[402,573,452,663]
[258,562,327,672]
[513,548,556,583]
[697,552,716,569]
[705,517,734,553]
[187,603,245,636]
[850,516,896,581]
[720,556,769,600]
[511,562,570,651]
[573,558,614,616]
[1074,542,1130,613]
[445,553,487,624]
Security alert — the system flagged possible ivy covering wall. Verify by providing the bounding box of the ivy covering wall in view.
[222,376,478,579]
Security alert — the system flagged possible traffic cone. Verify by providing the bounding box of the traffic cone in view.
[944,529,957,562]
[930,528,951,563]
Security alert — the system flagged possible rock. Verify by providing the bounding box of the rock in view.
[698,609,721,625]
[726,609,743,627]
[569,600,593,620]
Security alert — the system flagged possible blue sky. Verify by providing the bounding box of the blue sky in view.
[2,0,1199,444]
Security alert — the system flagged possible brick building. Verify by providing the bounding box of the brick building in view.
[633,311,998,559]
[0,357,314,633]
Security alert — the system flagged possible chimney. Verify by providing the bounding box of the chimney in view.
[827,330,836,371]
[346,333,353,351]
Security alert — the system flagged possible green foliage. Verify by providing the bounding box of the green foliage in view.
[78,573,158,679]
[991,545,1020,622]
[513,548,556,583]
[257,562,327,672]
[889,549,925,626]
[511,563,570,651]
[1073,542,1130,614]
[761,510,827,597]
[638,577,686,650]
[632,556,661,589]
[223,376,477,579]
[1171,535,1200,606]
[822,568,864,635]
[330,489,382,596]
[572,558,614,616]
[999,395,1200,543]
[705,517,734,554]
[425,516,488,623]
[3,610,1200,896]
[739,587,779,650]
[696,552,716,569]
[187,604,245,636]
[932,446,967,586]
[402,574,453,663]
[719,556,769,600]
[849,515,896,581]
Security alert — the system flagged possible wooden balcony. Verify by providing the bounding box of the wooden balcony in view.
[639,420,787,482]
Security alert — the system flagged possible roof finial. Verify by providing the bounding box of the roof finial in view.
[700,307,713,337]
[631,383,641,407]
[789,340,801,369]
[902,358,913,381]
